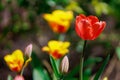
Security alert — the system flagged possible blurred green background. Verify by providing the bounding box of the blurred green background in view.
[0,0,120,80]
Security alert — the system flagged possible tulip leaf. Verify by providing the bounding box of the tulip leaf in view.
[84,57,102,67]
[83,68,92,80]
[94,54,110,80]
[50,56,60,78]
[31,52,50,80]
[66,64,79,77]
[66,57,102,77]
[64,77,78,80]
[7,75,13,80]
[116,46,120,60]
[33,68,50,80]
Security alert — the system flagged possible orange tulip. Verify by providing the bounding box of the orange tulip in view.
[43,10,73,33]
[42,40,70,59]
[4,50,24,72]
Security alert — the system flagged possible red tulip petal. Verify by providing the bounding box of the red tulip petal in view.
[75,19,93,40]
[75,14,90,40]
[92,21,106,40]
[52,50,63,59]
[75,14,106,40]
[87,15,99,25]
[75,22,83,39]
[79,14,86,19]
[76,14,86,23]
[49,22,66,33]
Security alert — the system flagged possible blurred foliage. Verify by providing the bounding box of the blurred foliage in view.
[32,52,50,80]
[7,75,13,80]
[93,54,110,80]
[116,46,120,60]
[0,0,120,80]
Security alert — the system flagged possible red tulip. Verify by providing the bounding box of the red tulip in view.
[75,14,106,40]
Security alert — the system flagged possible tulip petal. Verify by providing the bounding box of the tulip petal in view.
[42,40,70,59]
[76,14,86,23]
[42,46,50,52]
[48,40,59,50]
[75,14,106,40]
[43,10,73,33]
[52,50,63,59]
[62,42,70,48]
[92,21,106,39]
[4,50,24,72]
[76,19,93,40]
[88,15,99,24]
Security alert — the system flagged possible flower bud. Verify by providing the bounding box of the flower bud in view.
[14,75,24,80]
[60,56,69,74]
[25,44,32,57]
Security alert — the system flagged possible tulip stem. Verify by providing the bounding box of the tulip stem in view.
[79,40,87,80]
[59,75,64,80]
[20,57,32,76]
[20,65,25,76]
[59,34,65,41]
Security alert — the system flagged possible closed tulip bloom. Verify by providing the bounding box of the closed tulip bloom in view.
[60,56,69,73]
[25,44,33,57]
[75,14,106,40]
[4,50,24,72]
[43,10,73,33]
[42,40,70,59]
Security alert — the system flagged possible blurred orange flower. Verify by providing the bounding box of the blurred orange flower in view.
[43,10,73,33]
[4,50,24,72]
[42,40,70,59]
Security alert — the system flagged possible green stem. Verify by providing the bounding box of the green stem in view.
[59,34,65,41]
[20,65,25,76]
[59,75,64,80]
[20,57,32,76]
[79,40,87,80]
[50,56,60,79]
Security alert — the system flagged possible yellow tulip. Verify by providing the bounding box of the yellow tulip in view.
[43,10,73,33]
[42,40,70,59]
[4,50,24,72]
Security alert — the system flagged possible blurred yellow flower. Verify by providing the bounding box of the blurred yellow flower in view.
[103,77,108,80]
[42,40,70,59]
[4,50,24,72]
[43,10,73,33]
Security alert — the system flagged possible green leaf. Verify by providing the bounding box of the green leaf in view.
[31,52,50,80]
[116,46,120,60]
[83,68,92,80]
[84,57,102,67]
[65,1,84,13]
[92,0,111,16]
[50,56,60,78]
[7,75,13,80]
[66,64,79,77]
[33,68,50,80]
[66,57,102,77]
[64,77,78,80]
[94,54,110,80]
